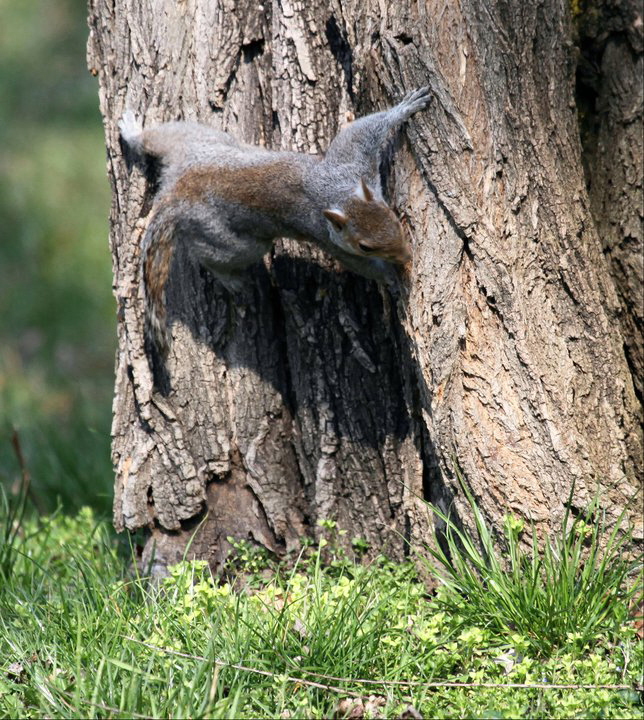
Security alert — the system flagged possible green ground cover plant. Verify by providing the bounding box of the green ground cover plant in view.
[0,492,641,719]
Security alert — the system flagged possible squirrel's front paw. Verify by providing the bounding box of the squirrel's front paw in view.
[400,86,432,116]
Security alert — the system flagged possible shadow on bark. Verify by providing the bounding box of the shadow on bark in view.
[136,244,452,574]
[157,250,429,453]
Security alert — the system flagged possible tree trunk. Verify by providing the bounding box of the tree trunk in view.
[87,0,642,574]
[576,0,643,401]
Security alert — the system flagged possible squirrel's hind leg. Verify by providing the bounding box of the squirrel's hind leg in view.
[119,110,143,147]
[186,217,271,293]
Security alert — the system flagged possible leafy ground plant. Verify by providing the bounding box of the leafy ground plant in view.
[0,506,642,719]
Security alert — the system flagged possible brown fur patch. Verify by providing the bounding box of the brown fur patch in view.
[144,226,173,312]
[172,161,305,214]
[144,222,174,356]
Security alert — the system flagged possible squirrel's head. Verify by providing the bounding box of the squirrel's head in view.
[323,179,411,265]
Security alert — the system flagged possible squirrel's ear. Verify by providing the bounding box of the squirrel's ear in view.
[356,177,374,202]
[323,208,348,230]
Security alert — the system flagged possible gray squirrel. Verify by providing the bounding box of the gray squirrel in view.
[119,87,431,360]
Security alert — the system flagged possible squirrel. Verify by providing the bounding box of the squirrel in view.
[119,87,431,362]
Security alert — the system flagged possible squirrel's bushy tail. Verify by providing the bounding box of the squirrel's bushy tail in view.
[142,212,175,360]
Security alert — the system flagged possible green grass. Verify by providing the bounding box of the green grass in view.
[0,497,642,719]
[422,480,642,657]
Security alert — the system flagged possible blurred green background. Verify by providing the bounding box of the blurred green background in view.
[0,0,114,515]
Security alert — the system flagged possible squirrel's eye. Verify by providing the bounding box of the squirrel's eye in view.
[358,242,376,254]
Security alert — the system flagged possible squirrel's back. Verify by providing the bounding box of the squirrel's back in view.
[119,112,240,168]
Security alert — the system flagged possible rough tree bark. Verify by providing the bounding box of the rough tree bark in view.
[576,0,643,401]
[87,0,642,574]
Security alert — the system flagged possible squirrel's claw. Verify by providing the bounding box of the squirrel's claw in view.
[400,86,432,115]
